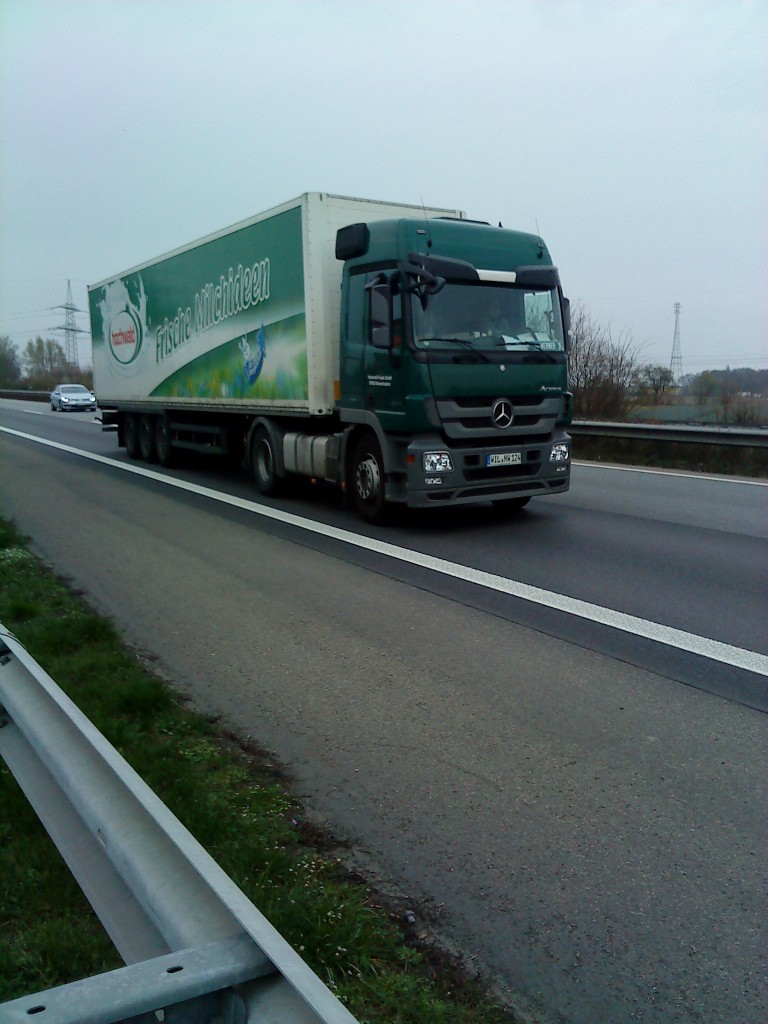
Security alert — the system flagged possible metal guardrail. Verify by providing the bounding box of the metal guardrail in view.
[0,389,51,401]
[569,419,768,448]
[0,624,359,1024]
[2,390,766,448]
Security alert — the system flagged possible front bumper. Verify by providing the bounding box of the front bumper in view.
[397,431,571,508]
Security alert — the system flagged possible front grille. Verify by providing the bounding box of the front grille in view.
[450,394,547,409]
[436,395,560,440]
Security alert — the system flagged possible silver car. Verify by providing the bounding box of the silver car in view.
[50,383,97,412]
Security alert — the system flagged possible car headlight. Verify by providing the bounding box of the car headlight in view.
[549,442,569,462]
[423,451,453,473]
[61,396,69,403]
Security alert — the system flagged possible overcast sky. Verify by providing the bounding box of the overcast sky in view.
[1,0,765,374]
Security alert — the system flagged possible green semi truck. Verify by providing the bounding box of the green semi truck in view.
[89,192,572,522]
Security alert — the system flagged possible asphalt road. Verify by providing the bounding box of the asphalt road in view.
[1,400,766,1024]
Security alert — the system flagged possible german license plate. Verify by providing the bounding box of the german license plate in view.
[487,451,522,467]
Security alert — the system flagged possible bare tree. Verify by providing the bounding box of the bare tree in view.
[639,364,675,404]
[718,367,737,424]
[22,336,71,388]
[0,335,21,386]
[568,303,642,419]
[731,394,767,426]
[693,371,718,406]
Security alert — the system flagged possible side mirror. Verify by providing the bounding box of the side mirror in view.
[562,296,571,332]
[336,222,370,260]
[562,296,571,350]
[370,284,391,349]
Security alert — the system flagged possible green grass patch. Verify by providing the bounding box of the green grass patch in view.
[0,519,513,1022]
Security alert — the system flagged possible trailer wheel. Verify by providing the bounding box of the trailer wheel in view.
[124,415,141,460]
[352,433,389,524]
[139,415,157,463]
[251,425,283,496]
[154,417,174,467]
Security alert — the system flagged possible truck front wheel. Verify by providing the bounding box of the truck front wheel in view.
[251,426,283,497]
[124,415,141,460]
[352,434,389,524]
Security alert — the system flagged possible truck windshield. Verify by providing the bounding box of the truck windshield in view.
[412,282,565,354]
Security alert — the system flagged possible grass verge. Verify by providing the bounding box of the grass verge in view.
[0,517,514,1023]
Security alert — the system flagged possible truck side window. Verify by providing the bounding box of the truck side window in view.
[345,271,367,351]
[369,284,391,348]
[392,293,403,350]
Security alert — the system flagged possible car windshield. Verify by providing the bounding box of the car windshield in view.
[61,385,89,393]
[412,282,565,353]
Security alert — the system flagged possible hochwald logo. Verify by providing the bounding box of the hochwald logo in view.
[109,309,142,364]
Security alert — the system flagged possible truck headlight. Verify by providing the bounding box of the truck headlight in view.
[549,442,569,462]
[423,451,453,473]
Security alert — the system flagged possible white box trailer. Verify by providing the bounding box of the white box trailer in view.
[89,193,463,416]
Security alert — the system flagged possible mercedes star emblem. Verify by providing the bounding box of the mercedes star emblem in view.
[491,398,514,429]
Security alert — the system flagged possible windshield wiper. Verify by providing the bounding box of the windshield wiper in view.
[419,337,492,363]
[473,333,560,364]
[494,336,560,361]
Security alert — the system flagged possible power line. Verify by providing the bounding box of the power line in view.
[0,309,60,322]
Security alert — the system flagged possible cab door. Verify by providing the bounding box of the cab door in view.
[338,269,366,413]
[363,276,406,429]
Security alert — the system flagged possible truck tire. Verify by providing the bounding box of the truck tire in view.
[124,415,141,460]
[154,416,174,467]
[139,415,157,462]
[352,433,389,524]
[251,425,283,496]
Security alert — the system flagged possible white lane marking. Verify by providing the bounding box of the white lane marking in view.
[574,460,768,487]
[3,426,767,678]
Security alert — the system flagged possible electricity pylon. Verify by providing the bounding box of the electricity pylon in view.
[669,302,683,383]
[51,280,88,368]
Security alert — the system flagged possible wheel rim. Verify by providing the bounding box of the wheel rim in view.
[356,453,381,504]
[257,439,273,485]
